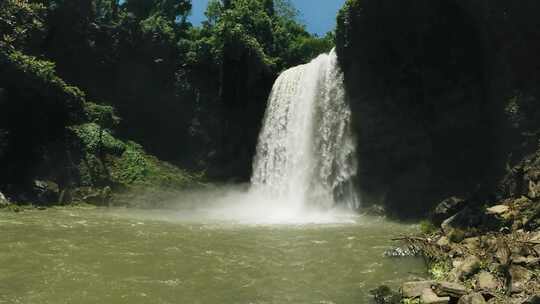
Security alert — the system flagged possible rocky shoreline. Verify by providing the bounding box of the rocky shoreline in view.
[373,152,540,304]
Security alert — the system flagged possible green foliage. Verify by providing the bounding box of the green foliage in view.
[448,229,466,243]
[429,260,452,280]
[84,102,121,129]
[0,0,46,51]
[0,48,86,122]
[69,123,125,155]
[123,0,191,21]
[140,14,176,44]
[110,141,202,188]
[401,298,421,304]
[419,220,438,234]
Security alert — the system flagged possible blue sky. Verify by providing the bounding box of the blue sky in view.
[188,0,346,36]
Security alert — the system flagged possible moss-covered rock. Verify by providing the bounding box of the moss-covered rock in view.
[109,141,202,189]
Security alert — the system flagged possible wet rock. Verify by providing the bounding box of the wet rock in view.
[513,256,540,266]
[421,288,450,304]
[0,191,10,207]
[455,256,481,280]
[458,293,486,304]
[521,295,540,304]
[58,188,73,205]
[477,271,498,290]
[401,280,435,298]
[76,187,112,206]
[370,285,401,304]
[33,180,60,204]
[534,245,540,256]
[441,206,499,234]
[448,228,467,243]
[495,239,512,266]
[486,205,510,215]
[530,231,540,243]
[433,197,467,225]
[433,281,468,298]
[437,236,450,247]
[509,265,533,293]
[528,180,540,199]
[463,237,482,251]
[362,204,386,216]
[441,214,457,233]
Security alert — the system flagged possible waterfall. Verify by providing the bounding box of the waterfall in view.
[251,49,360,210]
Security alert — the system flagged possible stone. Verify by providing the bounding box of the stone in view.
[362,204,386,216]
[33,180,60,204]
[528,180,540,199]
[477,271,498,290]
[441,214,457,233]
[437,236,450,247]
[458,293,486,304]
[369,285,401,304]
[495,239,511,266]
[432,197,467,225]
[530,231,540,243]
[0,191,9,207]
[513,255,540,266]
[534,244,540,256]
[521,295,540,304]
[58,188,73,205]
[433,281,468,298]
[509,265,533,293]
[455,256,481,279]
[463,237,481,251]
[421,288,450,304]
[401,280,435,298]
[486,205,510,215]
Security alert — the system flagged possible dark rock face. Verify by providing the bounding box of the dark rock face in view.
[336,0,540,216]
[432,197,467,225]
[32,180,60,205]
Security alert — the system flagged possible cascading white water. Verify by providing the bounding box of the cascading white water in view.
[251,49,360,211]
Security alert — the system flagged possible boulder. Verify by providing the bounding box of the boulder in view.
[442,214,458,234]
[509,265,533,293]
[58,188,73,205]
[432,197,467,225]
[476,271,498,290]
[528,180,540,199]
[362,204,386,216]
[421,288,450,304]
[521,295,540,304]
[495,239,512,266]
[437,236,450,247]
[33,180,59,204]
[0,191,9,207]
[441,206,500,234]
[401,280,435,298]
[455,256,481,280]
[433,281,468,298]
[513,256,540,266]
[530,231,540,243]
[458,293,486,304]
[369,285,401,304]
[463,237,482,251]
[486,205,510,215]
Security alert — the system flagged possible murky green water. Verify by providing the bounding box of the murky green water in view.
[0,206,426,304]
